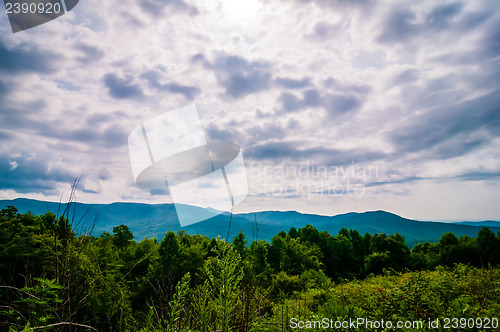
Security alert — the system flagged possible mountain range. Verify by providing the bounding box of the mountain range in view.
[1,198,499,248]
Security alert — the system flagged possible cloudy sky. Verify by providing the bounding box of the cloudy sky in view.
[1,0,500,221]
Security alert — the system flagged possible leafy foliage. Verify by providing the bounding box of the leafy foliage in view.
[1,205,499,331]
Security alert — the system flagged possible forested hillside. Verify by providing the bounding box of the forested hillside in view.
[2,198,498,248]
[1,206,500,331]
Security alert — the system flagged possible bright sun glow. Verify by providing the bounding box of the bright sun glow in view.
[220,0,262,21]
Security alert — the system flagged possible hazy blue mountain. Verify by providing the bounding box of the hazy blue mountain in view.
[1,198,499,247]
[454,221,500,228]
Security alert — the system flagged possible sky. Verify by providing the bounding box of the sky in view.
[0,0,500,221]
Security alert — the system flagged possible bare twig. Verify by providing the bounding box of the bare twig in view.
[225,202,234,243]
[21,321,98,331]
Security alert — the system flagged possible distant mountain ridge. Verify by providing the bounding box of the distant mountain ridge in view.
[454,220,500,228]
[1,198,499,248]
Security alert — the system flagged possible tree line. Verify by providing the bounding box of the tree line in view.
[1,205,499,331]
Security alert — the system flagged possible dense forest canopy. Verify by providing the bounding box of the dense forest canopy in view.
[1,206,499,331]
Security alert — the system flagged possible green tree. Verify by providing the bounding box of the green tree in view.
[438,232,461,266]
[232,231,247,258]
[477,227,497,266]
[113,224,134,250]
[203,240,244,332]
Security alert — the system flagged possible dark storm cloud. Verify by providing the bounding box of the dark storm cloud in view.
[0,153,75,194]
[275,77,311,89]
[142,70,199,100]
[76,44,105,64]
[206,54,272,99]
[0,42,60,73]
[247,141,384,166]
[279,89,361,115]
[139,0,198,17]
[389,92,500,159]
[103,73,143,100]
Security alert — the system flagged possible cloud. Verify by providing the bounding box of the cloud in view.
[366,170,500,188]
[0,153,76,194]
[0,42,60,74]
[205,125,241,143]
[139,0,198,17]
[0,101,45,130]
[304,20,343,41]
[208,54,273,99]
[279,89,361,116]
[279,90,319,111]
[389,92,500,159]
[351,50,387,69]
[0,0,499,218]
[0,103,127,148]
[484,23,500,59]
[247,141,384,166]
[76,43,105,64]
[291,0,372,8]
[142,70,199,100]
[322,94,361,115]
[86,111,126,127]
[103,73,144,100]
[458,10,492,32]
[0,80,9,97]
[247,123,287,141]
[377,8,420,43]
[392,69,419,85]
[275,76,311,89]
[365,176,424,188]
[459,171,500,181]
[67,127,128,147]
[190,53,208,65]
[377,3,470,44]
[426,2,463,30]
[0,131,11,140]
